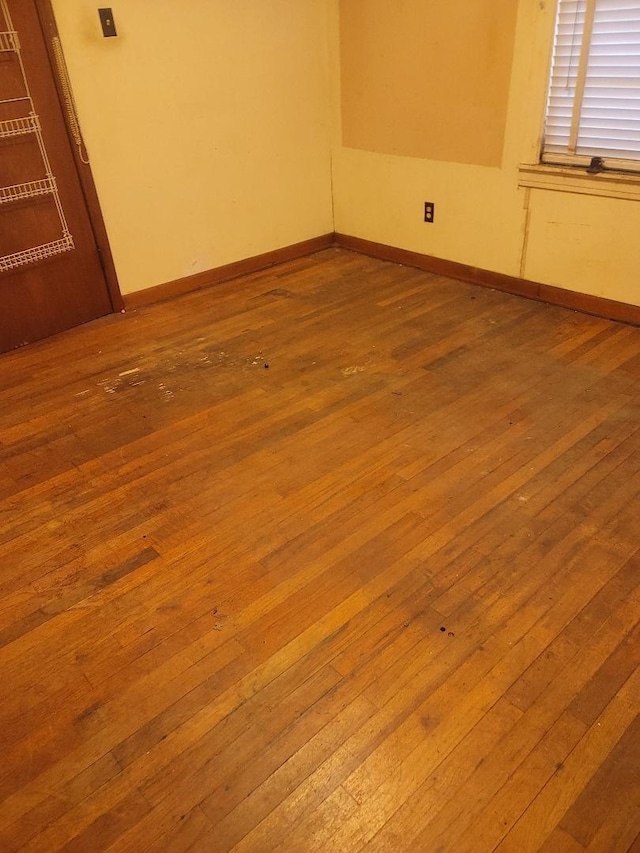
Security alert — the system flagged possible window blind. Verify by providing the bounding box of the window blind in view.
[543,0,640,171]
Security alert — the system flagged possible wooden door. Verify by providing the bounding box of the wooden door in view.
[0,0,119,353]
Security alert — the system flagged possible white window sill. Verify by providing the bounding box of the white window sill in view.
[518,164,640,202]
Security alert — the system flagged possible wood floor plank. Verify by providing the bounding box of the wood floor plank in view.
[449,709,589,852]
[362,697,523,853]
[495,667,640,852]
[558,713,640,849]
[0,249,637,851]
[404,577,640,851]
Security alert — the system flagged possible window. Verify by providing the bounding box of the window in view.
[543,0,640,173]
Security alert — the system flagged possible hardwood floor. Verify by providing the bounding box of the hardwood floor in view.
[0,248,638,852]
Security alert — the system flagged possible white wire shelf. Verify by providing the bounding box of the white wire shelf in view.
[0,236,74,272]
[0,178,56,204]
[0,114,40,138]
[0,0,75,274]
[0,30,18,52]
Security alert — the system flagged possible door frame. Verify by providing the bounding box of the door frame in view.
[33,0,124,312]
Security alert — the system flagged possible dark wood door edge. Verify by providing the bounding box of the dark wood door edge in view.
[34,0,124,312]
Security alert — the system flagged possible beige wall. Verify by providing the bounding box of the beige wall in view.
[52,0,334,295]
[333,0,640,308]
[53,1,639,308]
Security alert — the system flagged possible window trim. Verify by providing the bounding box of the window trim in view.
[518,162,640,201]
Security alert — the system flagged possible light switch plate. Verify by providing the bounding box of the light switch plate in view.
[98,8,117,38]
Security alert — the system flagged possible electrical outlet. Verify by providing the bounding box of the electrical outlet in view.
[424,202,435,223]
